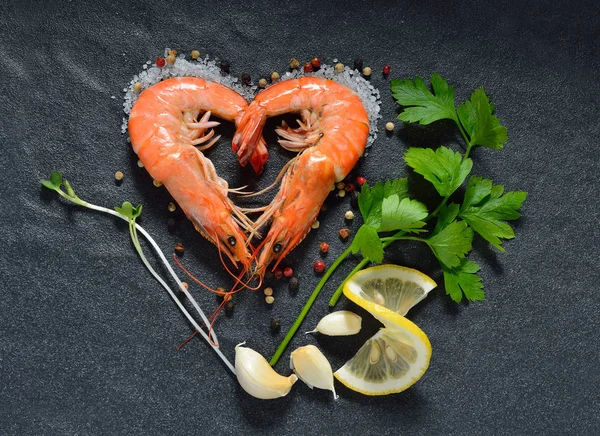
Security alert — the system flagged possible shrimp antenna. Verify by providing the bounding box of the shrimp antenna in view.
[172,255,221,294]
[240,156,296,198]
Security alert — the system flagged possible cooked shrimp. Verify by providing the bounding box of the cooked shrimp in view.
[232,77,370,279]
[128,77,264,274]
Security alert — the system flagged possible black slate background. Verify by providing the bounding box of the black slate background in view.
[1,0,598,435]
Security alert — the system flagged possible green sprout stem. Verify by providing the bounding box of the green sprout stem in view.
[43,176,235,374]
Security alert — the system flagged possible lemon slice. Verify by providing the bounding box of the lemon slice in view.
[334,265,436,395]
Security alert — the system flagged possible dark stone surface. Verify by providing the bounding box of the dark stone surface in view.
[1,0,598,434]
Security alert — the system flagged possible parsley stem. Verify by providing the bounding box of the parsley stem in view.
[269,245,354,366]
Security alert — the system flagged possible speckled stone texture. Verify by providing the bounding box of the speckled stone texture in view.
[1,0,598,434]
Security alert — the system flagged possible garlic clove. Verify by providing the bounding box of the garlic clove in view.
[290,345,338,400]
[235,344,298,400]
[306,310,362,336]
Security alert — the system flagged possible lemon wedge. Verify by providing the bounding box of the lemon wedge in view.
[334,265,436,395]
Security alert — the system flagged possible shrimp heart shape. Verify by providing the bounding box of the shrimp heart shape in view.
[129,76,369,286]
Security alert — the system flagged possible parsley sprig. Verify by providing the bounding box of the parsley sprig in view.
[270,74,526,366]
[41,171,235,374]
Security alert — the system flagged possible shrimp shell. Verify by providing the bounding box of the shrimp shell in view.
[233,77,370,278]
[128,77,259,271]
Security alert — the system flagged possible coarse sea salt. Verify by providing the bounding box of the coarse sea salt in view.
[121,49,381,147]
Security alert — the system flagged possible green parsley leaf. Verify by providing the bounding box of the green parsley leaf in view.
[404,146,473,197]
[358,179,409,229]
[383,178,409,200]
[442,259,485,303]
[457,88,507,149]
[432,203,460,236]
[459,176,527,252]
[379,195,428,233]
[357,182,385,229]
[350,225,384,263]
[391,74,458,125]
[427,220,473,268]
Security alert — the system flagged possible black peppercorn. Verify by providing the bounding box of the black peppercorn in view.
[220,60,230,73]
[270,318,281,333]
[288,276,299,292]
[353,59,363,71]
[350,191,359,209]
[225,300,235,316]
[241,73,251,86]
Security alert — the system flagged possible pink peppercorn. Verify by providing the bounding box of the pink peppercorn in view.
[283,266,293,278]
[356,176,366,186]
[303,63,313,73]
[383,65,391,75]
[311,57,321,68]
[345,183,355,193]
[320,242,330,253]
[156,57,166,67]
[313,260,326,274]
[274,268,283,279]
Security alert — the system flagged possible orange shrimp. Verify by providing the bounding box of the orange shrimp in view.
[232,77,370,279]
[128,77,266,275]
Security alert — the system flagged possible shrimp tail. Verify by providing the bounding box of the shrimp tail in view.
[249,138,269,174]
[232,103,267,171]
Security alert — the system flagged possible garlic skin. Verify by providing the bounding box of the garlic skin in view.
[235,344,298,400]
[290,345,338,399]
[306,311,362,336]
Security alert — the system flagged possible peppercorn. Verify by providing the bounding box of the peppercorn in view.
[114,171,124,181]
[288,276,300,292]
[133,82,143,93]
[290,58,300,69]
[274,268,283,279]
[181,281,189,290]
[258,78,267,88]
[350,191,359,209]
[263,287,273,296]
[356,176,366,186]
[320,242,330,253]
[191,50,200,60]
[175,242,185,253]
[270,318,281,333]
[353,59,363,71]
[362,66,372,77]
[337,189,346,198]
[137,159,144,168]
[311,57,321,68]
[220,60,231,73]
[270,71,280,82]
[225,300,235,316]
[265,296,275,305]
[345,183,355,193]
[168,202,176,212]
[336,182,346,190]
[168,49,177,57]
[314,260,326,274]
[339,228,351,240]
[153,179,163,187]
[303,63,313,73]
[283,266,293,278]
[386,122,395,131]
[335,63,344,73]
[156,57,166,67]
[166,54,176,65]
[345,210,355,220]
[311,220,320,229]
[383,65,391,75]
[241,73,252,86]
